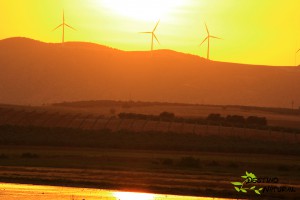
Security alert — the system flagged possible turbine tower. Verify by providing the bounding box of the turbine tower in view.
[140,20,160,51]
[296,49,300,66]
[200,23,221,60]
[52,11,76,43]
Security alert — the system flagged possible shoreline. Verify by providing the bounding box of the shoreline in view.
[0,177,229,197]
[0,177,290,200]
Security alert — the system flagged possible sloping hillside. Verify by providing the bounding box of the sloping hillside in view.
[0,37,300,107]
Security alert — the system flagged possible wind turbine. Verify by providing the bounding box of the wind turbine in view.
[52,11,76,43]
[200,23,221,60]
[140,20,160,51]
[296,49,300,66]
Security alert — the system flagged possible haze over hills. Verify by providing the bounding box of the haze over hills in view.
[0,37,300,107]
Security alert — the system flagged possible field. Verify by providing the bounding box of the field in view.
[0,101,300,199]
[1,102,300,135]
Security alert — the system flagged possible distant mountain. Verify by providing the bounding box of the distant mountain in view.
[1,37,300,107]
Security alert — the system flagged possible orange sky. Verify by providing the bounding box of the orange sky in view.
[0,0,299,66]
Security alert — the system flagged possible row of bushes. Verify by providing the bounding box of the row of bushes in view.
[119,112,268,127]
[118,112,176,121]
[207,114,267,126]
[118,112,300,133]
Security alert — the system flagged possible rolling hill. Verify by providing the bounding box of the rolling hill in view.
[0,37,300,107]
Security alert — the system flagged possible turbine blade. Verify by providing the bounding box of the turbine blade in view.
[153,20,160,32]
[65,23,76,31]
[52,24,63,31]
[205,23,209,35]
[153,34,160,44]
[210,35,222,39]
[200,37,208,46]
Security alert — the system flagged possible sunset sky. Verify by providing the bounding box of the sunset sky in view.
[0,0,299,66]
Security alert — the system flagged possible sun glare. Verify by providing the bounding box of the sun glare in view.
[113,191,154,200]
[100,0,187,21]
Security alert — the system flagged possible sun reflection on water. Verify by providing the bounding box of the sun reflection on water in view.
[1,183,236,200]
[113,191,154,200]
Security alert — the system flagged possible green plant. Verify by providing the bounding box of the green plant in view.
[231,171,263,195]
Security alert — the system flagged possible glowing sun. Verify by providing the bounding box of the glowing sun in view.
[101,0,187,21]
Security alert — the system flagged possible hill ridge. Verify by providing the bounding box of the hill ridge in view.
[0,37,300,107]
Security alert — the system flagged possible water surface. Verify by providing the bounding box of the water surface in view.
[0,183,235,200]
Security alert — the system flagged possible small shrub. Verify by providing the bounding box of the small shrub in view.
[207,113,224,122]
[246,116,267,126]
[159,112,175,121]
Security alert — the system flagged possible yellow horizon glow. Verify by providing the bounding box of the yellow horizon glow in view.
[0,0,299,66]
[100,0,187,22]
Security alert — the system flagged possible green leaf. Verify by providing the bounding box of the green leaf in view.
[241,189,247,193]
[250,186,256,190]
[259,187,263,191]
[241,175,248,178]
[255,190,261,195]
[246,172,256,179]
[231,182,242,186]
[249,172,256,179]
[234,187,240,192]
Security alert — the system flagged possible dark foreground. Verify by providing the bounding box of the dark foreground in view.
[0,125,299,200]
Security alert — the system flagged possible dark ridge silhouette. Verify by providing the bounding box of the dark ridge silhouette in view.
[0,37,300,107]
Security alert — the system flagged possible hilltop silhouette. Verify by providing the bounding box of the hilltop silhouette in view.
[0,37,300,107]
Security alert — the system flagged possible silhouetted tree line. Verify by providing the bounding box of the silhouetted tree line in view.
[119,112,207,123]
[117,112,300,134]
[206,113,267,126]
[118,112,176,121]
[119,112,268,128]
